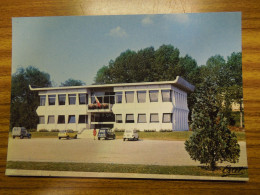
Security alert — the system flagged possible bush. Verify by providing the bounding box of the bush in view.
[159,129,172,132]
[144,129,156,132]
[51,129,60,132]
[28,129,37,132]
[114,128,125,132]
[39,129,49,132]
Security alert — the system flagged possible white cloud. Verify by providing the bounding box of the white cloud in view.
[109,26,127,38]
[163,14,189,23]
[141,16,153,25]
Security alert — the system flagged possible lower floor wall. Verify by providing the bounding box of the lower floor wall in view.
[37,110,189,132]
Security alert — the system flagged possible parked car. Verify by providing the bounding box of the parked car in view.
[123,129,139,141]
[98,128,116,140]
[58,130,77,139]
[12,127,31,139]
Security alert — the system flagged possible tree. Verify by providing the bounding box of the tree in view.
[11,66,52,129]
[60,78,85,86]
[185,77,240,170]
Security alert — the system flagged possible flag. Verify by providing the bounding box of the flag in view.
[95,95,101,108]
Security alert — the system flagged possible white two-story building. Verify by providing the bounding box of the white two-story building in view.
[29,76,194,132]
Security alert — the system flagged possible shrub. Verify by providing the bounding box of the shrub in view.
[144,129,156,132]
[51,129,60,132]
[159,129,172,132]
[39,129,49,132]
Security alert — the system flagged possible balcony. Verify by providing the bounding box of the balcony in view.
[88,103,113,112]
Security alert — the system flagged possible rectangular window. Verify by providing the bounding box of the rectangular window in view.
[48,115,55,124]
[58,115,65,124]
[163,113,172,123]
[79,115,88,123]
[79,94,88,105]
[138,114,146,123]
[115,92,122,103]
[137,91,146,103]
[48,95,56,105]
[162,90,172,102]
[149,90,159,102]
[125,91,134,103]
[150,113,159,123]
[68,115,76,123]
[69,94,76,105]
[115,114,122,123]
[39,116,45,124]
[58,94,66,105]
[40,96,46,106]
[126,114,134,123]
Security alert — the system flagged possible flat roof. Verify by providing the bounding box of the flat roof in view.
[29,76,195,93]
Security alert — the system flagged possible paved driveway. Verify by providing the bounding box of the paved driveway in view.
[7,138,248,167]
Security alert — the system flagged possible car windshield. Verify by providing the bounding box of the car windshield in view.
[60,130,66,133]
[126,130,131,133]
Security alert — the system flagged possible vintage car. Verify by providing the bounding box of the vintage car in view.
[123,129,139,141]
[58,130,77,139]
[97,128,116,140]
[12,127,31,139]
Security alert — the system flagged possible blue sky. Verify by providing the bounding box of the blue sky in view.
[12,12,241,86]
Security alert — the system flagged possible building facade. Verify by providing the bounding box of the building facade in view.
[30,76,194,132]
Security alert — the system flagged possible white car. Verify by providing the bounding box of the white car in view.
[123,129,139,141]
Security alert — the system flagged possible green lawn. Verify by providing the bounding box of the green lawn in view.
[6,161,248,178]
[116,131,245,141]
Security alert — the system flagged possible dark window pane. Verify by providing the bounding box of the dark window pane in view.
[40,96,46,106]
[68,115,75,123]
[58,115,65,124]
[48,95,56,105]
[58,94,66,105]
[79,94,88,104]
[69,94,76,105]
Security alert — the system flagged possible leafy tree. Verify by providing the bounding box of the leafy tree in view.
[185,77,240,170]
[11,66,51,129]
[60,78,85,86]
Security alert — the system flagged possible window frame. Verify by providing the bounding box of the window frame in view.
[149,90,159,102]
[125,114,134,123]
[138,114,147,123]
[68,94,76,105]
[150,113,159,123]
[162,113,172,123]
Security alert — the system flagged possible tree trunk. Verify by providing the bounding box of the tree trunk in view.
[240,102,243,128]
[209,161,216,171]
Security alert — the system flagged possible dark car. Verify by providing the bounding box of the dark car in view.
[98,128,116,140]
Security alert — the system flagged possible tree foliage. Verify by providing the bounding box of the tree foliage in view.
[60,78,85,86]
[11,66,52,129]
[185,77,240,170]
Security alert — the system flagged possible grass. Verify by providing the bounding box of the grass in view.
[6,161,248,178]
[116,131,245,141]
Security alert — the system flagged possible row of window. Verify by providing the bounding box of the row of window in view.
[115,113,172,123]
[40,94,88,106]
[115,90,172,104]
[38,113,173,124]
[39,115,88,124]
[40,90,173,106]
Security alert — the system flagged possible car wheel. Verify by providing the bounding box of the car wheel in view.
[123,138,126,141]
[66,136,69,139]
[98,137,100,140]
[137,138,139,141]
[13,136,15,139]
[28,136,31,139]
[75,135,77,139]
[59,137,61,140]
[20,135,24,139]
